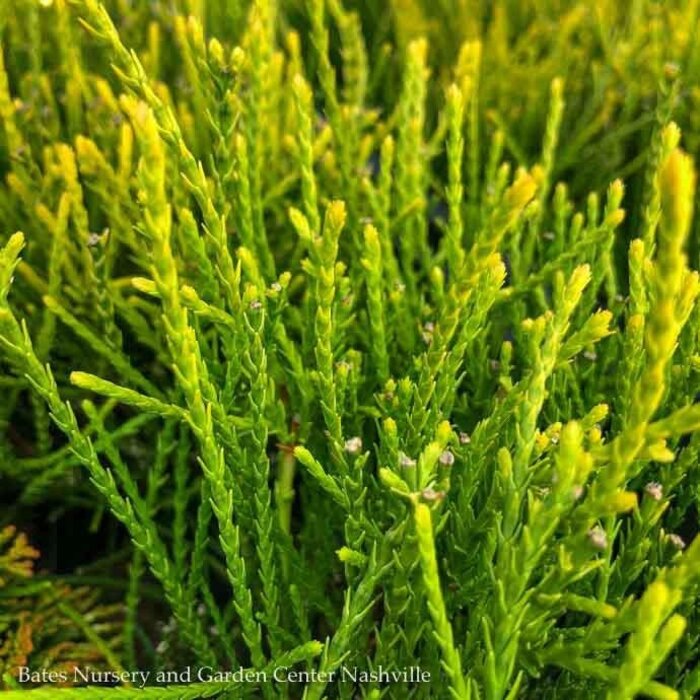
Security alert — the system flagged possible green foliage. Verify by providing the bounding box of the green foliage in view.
[1,1,700,698]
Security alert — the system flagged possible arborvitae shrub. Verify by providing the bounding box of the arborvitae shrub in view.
[1,1,700,698]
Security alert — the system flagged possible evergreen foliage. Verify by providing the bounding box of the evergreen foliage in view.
[1,1,700,698]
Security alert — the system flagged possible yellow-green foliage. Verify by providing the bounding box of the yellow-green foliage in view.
[0,526,123,685]
[1,1,700,699]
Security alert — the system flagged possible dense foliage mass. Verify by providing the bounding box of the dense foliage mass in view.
[1,1,700,698]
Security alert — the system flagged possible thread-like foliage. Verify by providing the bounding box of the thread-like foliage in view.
[2,2,700,699]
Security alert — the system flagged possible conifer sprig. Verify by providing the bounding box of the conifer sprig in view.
[2,2,700,698]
